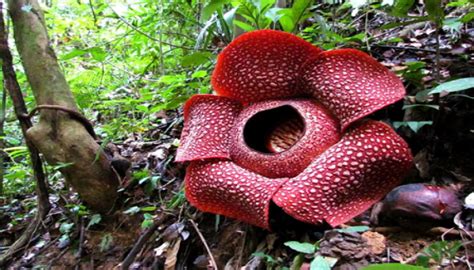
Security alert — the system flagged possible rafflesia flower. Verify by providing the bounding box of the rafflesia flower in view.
[176,30,413,230]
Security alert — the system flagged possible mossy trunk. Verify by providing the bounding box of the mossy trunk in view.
[8,0,118,211]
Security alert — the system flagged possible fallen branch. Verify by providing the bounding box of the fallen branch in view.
[189,219,218,269]
[120,213,170,269]
[74,217,86,270]
[373,226,474,238]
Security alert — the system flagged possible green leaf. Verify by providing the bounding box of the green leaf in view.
[461,11,474,23]
[60,222,74,234]
[181,52,213,67]
[393,121,433,133]
[89,47,107,61]
[140,206,157,212]
[416,255,430,268]
[277,0,312,33]
[390,0,415,17]
[252,252,278,264]
[336,226,370,233]
[202,0,228,20]
[99,234,113,252]
[192,70,208,78]
[87,214,102,229]
[234,20,256,31]
[428,77,474,94]
[362,263,427,270]
[61,49,87,60]
[405,61,425,70]
[123,206,141,214]
[310,256,331,270]
[402,104,439,110]
[425,0,444,22]
[284,241,316,254]
[141,213,154,228]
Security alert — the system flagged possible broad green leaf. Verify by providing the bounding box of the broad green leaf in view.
[402,104,439,110]
[461,11,474,23]
[202,0,228,20]
[223,7,238,29]
[60,222,74,234]
[336,225,370,233]
[192,70,208,78]
[136,104,149,112]
[277,9,294,32]
[140,206,157,212]
[278,0,312,32]
[428,77,474,94]
[61,49,87,60]
[181,52,213,67]
[425,0,444,22]
[393,121,433,133]
[443,18,462,33]
[87,214,102,229]
[141,213,154,228]
[100,234,113,252]
[266,7,284,22]
[89,47,107,61]
[405,61,426,70]
[284,241,316,254]
[234,19,256,31]
[362,263,427,270]
[256,0,276,11]
[310,256,331,270]
[390,0,415,17]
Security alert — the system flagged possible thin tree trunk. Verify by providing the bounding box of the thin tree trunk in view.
[0,86,5,195]
[0,1,50,265]
[7,0,119,211]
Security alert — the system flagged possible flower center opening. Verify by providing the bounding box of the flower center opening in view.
[243,105,305,154]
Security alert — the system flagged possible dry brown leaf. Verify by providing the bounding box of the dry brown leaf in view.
[164,238,182,270]
[361,231,386,255]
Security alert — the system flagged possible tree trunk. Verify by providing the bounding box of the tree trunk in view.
[8,0,119,211]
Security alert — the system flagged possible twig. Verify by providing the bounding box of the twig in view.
[74,217,86,270]
[365,11,371,53]
[372,44,438,53]
[189,219,218,270]
[87,0,98,27]
[48,247,69,268]
[120,214,170,270]
[18,235,60,267]
[373,226,474,238]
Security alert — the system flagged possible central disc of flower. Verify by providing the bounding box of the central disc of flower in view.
[230,99,341,179]
[243,105,305,153]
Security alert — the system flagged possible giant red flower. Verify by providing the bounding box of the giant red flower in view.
[176,30,413,230]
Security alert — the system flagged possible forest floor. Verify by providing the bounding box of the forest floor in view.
[1,8,474,270]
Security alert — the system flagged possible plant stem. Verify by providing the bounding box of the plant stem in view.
[433,23,441,104]
[0,86,5,195]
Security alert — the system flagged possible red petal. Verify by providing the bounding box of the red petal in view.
[230,99,340,178]
[273,120,412,227]
[185,160,287,229]
[212,30,322,103]
[176,95,242,162]
[302,49,405,130]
